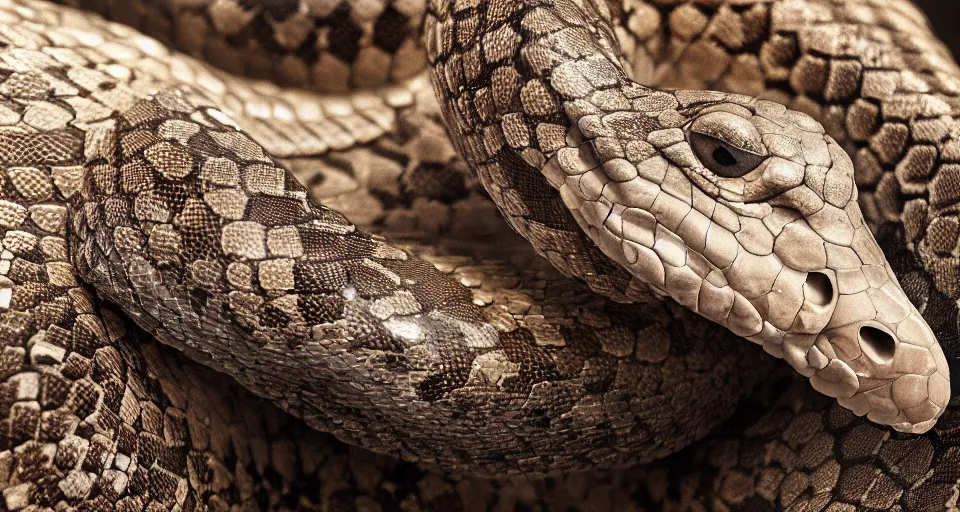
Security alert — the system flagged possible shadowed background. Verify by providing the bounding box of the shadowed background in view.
[916,0,959,56]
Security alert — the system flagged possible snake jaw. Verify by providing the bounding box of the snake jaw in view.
[554,95,951,433]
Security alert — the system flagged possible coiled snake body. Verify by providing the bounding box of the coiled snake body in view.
[1,0,960,509]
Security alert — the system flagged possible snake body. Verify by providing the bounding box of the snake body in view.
[1,0,960,509]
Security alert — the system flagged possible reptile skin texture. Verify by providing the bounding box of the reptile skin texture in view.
[0,0,958,510]
[425,0,949,433]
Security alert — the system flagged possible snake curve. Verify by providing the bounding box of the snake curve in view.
[0,0,959,510]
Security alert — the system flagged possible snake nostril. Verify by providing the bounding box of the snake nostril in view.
[803,272,834,307]
[859,325,897,363]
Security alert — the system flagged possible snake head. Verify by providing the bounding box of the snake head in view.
[556,94,950,433]
[684,100,950,433]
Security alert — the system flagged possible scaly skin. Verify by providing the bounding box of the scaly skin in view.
[0,0,959,510]
[0,0,773,478]
[425,0,949,432]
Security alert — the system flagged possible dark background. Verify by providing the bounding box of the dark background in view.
[916,0,959,57]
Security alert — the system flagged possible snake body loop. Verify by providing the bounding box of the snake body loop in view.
[0,0,959,510]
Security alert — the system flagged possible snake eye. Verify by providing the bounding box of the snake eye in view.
[690,132,766,179]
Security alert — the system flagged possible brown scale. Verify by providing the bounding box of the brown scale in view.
[292,259,349,292]
[0,131,83,166]
[380,256,481,320]
[54,0,426,91]
[259,301,294,329]
[6,259,45,284]
[4,0,960,509]
[343,260,400,297]
[11,283,60,311]
[415,351,475,401]
[296,294,344,325]
[244,195,309,226]
[297,227,378,262]
[497,329,562,392]
[180,129,233,161]
[341,303,402,352]
[177,199,224,262]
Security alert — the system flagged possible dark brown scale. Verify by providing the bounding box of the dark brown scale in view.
[120,131,164,158]
[10,442,53,483]
[381,257,481,321]
[134,432,164,467]
[327,3,364,64]
[374,6,410,53]
[343,261,399,297]
[498,329,562,393]
[186,130,234,160]
[297,294,344,325]
[177,198,224,262]
[342,307,402,352]
[95,388,124,427]
[126,463,150,497]
[494,149,576,230]
[38,373,71,411]
[64,379,102,420]
[311,203,354,227]
[87,163,120,196]
[8,403,41,447]
[118,158,157,194]
[92,346,126,381]
[81,436,112,473]
[7,258,46,283]
[283,168,305,192]
[416,355,473,401]
[119,128,163,156]
[298,228,376,262]
[58,355,94,385]
[244,195,309,226]
[100,196,133,228]
[34,298,75,327]
[293,260,349,292]
[259,301,292,329]
[157,445,188,474]
[10,283,62,310]
[71,319,110,359]
[400,161,470,202]
[151,179,190,213]
[237,0,299,21]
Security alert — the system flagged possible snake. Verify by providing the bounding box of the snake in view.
[1,0,959,509]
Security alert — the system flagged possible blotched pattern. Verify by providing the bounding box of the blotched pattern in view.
[425,0,950,433]
[53,0,428,91]
[0,0,773,491]
[0,0,960,511]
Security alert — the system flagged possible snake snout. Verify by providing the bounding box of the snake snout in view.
[800,277,952,433]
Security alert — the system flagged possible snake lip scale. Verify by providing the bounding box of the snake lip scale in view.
[1,0,960,508]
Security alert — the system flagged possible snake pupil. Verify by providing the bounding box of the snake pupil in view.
[712,146,737,166]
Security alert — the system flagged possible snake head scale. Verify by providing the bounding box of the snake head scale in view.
[552,95,950,434]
